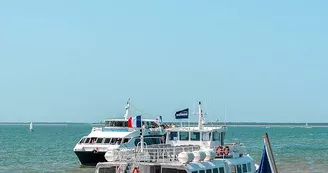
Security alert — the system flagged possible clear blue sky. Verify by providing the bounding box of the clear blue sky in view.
[0,1,327,123]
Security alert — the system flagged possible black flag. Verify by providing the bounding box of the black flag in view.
[175,108,189,119]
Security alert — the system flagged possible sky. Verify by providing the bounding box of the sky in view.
[0,1,327,123]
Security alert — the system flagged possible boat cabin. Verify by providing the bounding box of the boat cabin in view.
[165,126,226,149]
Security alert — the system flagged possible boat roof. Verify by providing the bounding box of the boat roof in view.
[184,160,227,171]
[86,128,133,138]
[222,156,254,165]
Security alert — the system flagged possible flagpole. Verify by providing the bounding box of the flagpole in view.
[264,133,278,173]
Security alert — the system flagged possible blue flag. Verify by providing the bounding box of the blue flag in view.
[258,145,272,173]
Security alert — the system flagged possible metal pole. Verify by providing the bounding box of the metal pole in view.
[264,133,278,173]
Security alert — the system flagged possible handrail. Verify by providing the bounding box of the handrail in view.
[109,145,201,163]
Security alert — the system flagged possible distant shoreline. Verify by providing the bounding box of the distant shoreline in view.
[1,122,327,127]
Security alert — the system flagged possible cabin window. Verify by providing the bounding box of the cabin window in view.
[212,132,220,141]
[84,138,90,143]
[116,138,122,145]
[110,138,118,145]
[231,166,236,173]
[145,138,153,145]
[149,121,159,128]
[236,165,242,173]
[206,169,212,173]
[162,168,187,173]
[79,138,85,144]
[221,132,225,145]
[99,167,115,173]
[212,168,218,173]
[169,132,178,140]
[96,138,103,143]
[202,132,211,141]
[134,139,141,146]
[104,138,111,144]
[152,137,161,144]
[191,132,201,141]
[90,137,97,144]
[242,164,247,172]
[191,171,198,173]
[199,170,205,173]
[219,167,224,173]
[179,132,189,140]
[107,121,128,127]
[123,138,130,143]
[247,163,251,172]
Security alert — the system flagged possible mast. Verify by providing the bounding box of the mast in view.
[30,121,33,132]
[198,102,204,129]
[124,98,130,120]
[224,104,227,126]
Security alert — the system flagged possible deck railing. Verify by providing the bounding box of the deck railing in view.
[109,144,201,163]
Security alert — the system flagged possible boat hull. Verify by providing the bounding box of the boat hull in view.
[74,151,107,166]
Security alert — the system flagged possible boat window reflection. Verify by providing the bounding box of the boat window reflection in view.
[96,138,103,143]
[169,132,178,140]
[236,165,242,173]
[191,132,200,141]
[179,132,189,141]
[104,138,111,144]
[84,138,90,143]
[212,132,220,141]
[79,138,86,144]
[202,132,211,141]
[247,162,251,172]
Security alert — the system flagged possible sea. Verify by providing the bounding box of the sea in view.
[0,124,327,173]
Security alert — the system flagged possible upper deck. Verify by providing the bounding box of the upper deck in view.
[104,118,160,129]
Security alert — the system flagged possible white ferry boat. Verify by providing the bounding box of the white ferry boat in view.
[73,100,166,166]
[95,102,259,173]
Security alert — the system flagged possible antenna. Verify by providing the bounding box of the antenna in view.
[198,101,204,129]
[124,98,130,120]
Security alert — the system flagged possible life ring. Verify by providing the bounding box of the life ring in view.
[223,146,230,156]
[132,166,139,173]
[215,146,224,156]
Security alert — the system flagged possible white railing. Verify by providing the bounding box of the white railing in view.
[110,144,201,163]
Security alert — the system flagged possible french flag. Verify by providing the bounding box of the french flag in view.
[128,115,142,128]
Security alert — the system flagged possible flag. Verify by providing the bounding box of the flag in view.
[258,145,273,173]
[127,115,142,128]
[155,116,162,124]
[175,108,189,119]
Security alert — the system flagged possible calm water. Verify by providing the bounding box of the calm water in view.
[0,124,327,173]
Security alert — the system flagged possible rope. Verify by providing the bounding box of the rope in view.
[129,103,156,117]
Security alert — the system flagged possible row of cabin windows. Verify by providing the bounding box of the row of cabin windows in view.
[191,167,225,173]
[231,163,252,173]
[106,121,159,128]
[79,137,130,145]
[134,137,163,146]
[169,131,224,142]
